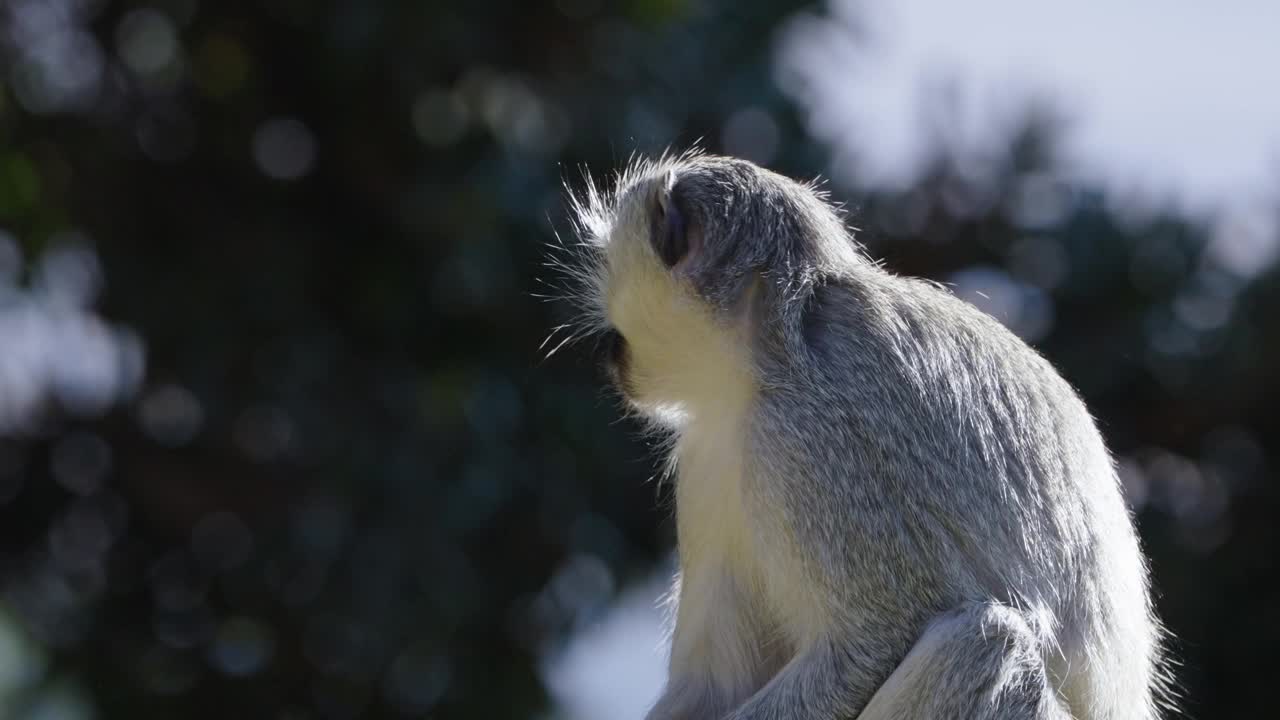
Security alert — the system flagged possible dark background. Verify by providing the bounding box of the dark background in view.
[0,1,1276,718]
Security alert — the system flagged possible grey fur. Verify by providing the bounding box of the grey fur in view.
[558,152,1172,719]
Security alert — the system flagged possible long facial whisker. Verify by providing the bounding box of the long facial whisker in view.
[539,323,575,352]
[541,331,580,362]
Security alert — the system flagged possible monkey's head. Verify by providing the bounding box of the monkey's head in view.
[558,151,861,424]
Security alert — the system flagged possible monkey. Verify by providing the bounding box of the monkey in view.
[552,150,1172,719]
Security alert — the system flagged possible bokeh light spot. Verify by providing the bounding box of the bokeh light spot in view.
[721,107,780,166]
[50,432,112,496]
[252,117,316,181]
[412,89,469,147]
[116,9,180,78]
[209,616,275,677]
[138,384,204,447]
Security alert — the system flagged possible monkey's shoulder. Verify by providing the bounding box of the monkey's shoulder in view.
[787,271,1081,416]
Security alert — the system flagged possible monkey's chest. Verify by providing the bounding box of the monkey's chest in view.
[674,431,755,573]
[674,430,824,647]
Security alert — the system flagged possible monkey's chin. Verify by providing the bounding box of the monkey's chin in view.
[605,362,688,427]
[645,403,688,428]
[604,360,630,396]
[623,393,688,429]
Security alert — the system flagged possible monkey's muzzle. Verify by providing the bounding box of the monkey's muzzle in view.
[601,328,631,394]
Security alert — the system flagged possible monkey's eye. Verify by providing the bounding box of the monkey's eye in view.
[653,186,689,268]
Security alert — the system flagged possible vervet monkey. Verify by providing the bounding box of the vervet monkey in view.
[555,152,1170,719]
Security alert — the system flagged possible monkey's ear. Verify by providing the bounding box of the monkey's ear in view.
[652,175,700,270]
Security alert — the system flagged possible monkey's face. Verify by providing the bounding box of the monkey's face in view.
[584,155,759,423]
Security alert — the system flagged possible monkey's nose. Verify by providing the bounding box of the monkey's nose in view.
[603,328,627,367]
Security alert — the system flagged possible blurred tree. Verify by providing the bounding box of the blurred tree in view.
[0,0,1275,718]
[0,1,816,718]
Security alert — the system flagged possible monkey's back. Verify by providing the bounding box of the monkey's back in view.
[748,266,1162,718]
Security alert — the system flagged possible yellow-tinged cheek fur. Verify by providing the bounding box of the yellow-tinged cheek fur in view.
[602,201,754,423]
[602,207,829,671]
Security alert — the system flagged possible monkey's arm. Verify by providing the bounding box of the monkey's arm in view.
[856,602,1073,720]
[645,570,783,720]
[725,601,1072,720]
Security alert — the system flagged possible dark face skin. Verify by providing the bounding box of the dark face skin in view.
[602,327,630,397]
